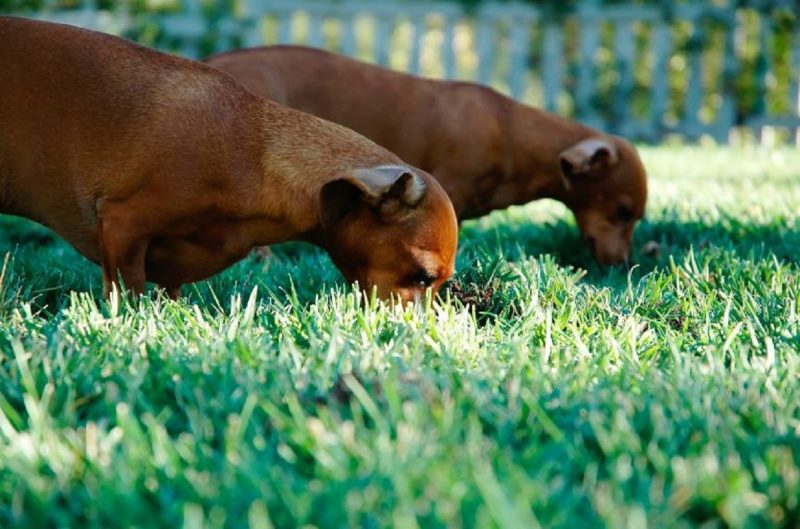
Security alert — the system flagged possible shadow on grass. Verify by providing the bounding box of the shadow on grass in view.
[0,215,343,313]
[459,213,799,287]
[2,211,797,314]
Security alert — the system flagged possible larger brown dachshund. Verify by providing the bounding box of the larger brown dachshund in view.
[206,45,648,265]
[0,18,457,302]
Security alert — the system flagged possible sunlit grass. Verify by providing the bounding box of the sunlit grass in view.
[0,146,799,528]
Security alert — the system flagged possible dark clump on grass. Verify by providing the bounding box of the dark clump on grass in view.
[444,250,525,325]
[446,279,497,311]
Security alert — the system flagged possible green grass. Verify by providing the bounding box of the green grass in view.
[0,146,799,528]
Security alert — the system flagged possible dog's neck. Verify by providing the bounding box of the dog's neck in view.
[250,101,398,244]
[506,103,598,204]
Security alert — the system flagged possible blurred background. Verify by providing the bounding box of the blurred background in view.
[1,0,798,145]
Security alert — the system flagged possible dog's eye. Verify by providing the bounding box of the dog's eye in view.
[616,205,635,222]
[408,269,438,288]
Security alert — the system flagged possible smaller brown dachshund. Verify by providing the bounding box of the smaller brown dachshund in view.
[206,45,648,265]
[0,18,458,302]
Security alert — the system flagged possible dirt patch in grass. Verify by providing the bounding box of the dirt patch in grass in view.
[446,280,497,310]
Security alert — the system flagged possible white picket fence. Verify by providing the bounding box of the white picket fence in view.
[11,0,800,144]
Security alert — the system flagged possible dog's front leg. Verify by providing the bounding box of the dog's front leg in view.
[164,286,182,300]
[98,213,149,299]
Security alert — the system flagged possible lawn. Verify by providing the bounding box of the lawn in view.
[0,146,798,528]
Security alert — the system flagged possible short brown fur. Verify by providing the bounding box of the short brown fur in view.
[206,45,648,265]
[0,18,457,301]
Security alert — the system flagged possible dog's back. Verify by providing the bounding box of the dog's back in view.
[205,46,459,165]
[0,16,261,257]
[0,16,170,172]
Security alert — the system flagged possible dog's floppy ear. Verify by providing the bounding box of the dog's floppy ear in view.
[558,138,619,187]
[320,165,427,227]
